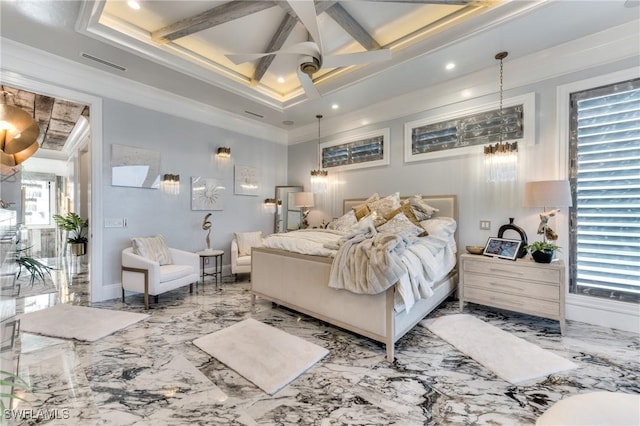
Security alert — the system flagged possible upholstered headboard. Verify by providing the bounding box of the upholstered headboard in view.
[343,194,458,223]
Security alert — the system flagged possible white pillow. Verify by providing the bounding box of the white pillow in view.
[419,217,457,238]
[327,210,357,232]
[235,231,263,256]
[377,212,425,238]
[402,195,439,221]
[131,234,172,265]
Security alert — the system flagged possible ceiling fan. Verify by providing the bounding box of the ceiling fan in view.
[225,0,392,99]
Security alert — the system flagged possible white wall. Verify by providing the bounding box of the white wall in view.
[288,23,640,333]
[101,99,287,291]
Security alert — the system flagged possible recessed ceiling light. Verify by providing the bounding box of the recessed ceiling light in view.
[277,77,285,84]
[445,62,456,71]
[127,0,141,10]
[331,104,339,110]
[461,89,472,98]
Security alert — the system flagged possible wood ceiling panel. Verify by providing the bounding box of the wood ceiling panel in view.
[1,85,88,152]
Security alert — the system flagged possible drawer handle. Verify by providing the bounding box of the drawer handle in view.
[488,268,524,276]
[490,296,524,306]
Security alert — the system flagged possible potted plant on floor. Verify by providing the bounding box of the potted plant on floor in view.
[526,241,559,263]
[15,245,55,286]
[53,212,89,256]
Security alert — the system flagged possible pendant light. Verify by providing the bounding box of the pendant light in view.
[309,114,328,193]
[484,51,518,182]
[0,89,40,167]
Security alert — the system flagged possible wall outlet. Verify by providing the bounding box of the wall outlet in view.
[480,220,491,230]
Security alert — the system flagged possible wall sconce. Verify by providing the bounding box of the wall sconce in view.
[263,198,277,214]
[160,173,180,195]
[216,146,231,159]
[294,191,314,229]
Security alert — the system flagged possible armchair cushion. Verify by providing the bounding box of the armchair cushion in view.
[235,231,262,256]
[131,235,172,265]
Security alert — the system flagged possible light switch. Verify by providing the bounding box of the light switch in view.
[480,220,491,230]
[105,218,124,228]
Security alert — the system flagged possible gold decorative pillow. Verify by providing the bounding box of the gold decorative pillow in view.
[235,231,263,256]
[132,234,172,265]
[385,204,424,232]
[367,192,400,226]
[402,195,439,221]
[352,192,379,220]
[353,204,370,221]
[377,212,425,238]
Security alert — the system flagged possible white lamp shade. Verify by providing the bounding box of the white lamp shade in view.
[524,180,573,208]
[294,191,314,208]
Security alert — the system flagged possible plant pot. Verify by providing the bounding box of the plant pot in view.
[70,242,86,256]
[532,249,554,263]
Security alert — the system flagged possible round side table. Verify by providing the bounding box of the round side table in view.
[196,249,224,289]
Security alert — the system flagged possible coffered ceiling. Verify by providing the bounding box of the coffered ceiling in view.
[85,0,498,107]
[1,0,638,136]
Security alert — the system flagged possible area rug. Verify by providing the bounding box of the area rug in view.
[421,314,577,384]
[193,318,329,395]
[18,304,150,342]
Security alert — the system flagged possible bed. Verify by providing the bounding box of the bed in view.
[251,194,458,361]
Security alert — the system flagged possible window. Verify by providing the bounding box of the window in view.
[568,77,640,303]
[320,128,390,171]
[404,92,535,162]
[22,177,55,227]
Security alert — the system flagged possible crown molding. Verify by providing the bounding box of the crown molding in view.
[0,37,288,145]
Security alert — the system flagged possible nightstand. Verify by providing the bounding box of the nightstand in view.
[459,253,566,334]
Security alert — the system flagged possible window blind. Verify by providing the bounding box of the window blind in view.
[569,78,640,303]
[411,105,523,154]
[322,135,384,168]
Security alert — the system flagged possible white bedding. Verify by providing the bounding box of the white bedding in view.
[262,218,457,313]
[262,229,344,257]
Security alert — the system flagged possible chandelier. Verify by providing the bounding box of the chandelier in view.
[484,51,518,182]
[309,114,328,193]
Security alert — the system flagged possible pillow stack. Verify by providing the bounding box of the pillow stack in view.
[326,192,443,237]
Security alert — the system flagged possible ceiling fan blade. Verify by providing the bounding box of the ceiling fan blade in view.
[322,49,392,69]
[287,0,323,53]
[226,41,320,65]
[297,67,320,100]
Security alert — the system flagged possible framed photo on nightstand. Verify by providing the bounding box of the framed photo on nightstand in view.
[483,237,522,261]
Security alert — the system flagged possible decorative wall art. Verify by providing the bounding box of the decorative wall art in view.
[404,92,535,162]
[111,144,161,189]
[234,165,260,196]
[191,177,225,211]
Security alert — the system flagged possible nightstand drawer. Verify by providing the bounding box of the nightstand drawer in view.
[464,259,561,284]
[464,273,559,300]
[464,287,560,319]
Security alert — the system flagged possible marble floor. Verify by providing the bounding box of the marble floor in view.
[7,260,640,425]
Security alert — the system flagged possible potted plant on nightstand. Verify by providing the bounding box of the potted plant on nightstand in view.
[526,241,559,263]
[53,212,89,256]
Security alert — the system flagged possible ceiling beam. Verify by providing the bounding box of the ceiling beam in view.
[252,13,298,84]
[325,3,381,50]
[151,1,277,44]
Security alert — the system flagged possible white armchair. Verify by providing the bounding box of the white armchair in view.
[122,244,199,309]
[231,231,262,280]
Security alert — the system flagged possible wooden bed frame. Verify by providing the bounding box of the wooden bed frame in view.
[251,195,458,362]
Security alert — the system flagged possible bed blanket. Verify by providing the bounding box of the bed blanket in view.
[328,225,456,312]
[328,225,412,295]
